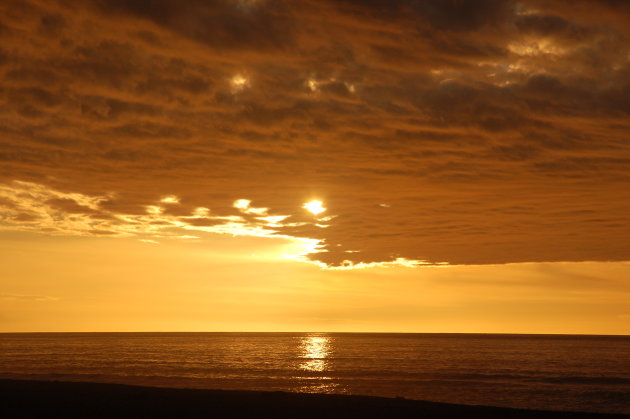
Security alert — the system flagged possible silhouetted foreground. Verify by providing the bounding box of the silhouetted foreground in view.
[0,379,627,418]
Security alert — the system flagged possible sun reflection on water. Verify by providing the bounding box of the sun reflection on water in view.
[299,335,331,372]
[296,335,342,393]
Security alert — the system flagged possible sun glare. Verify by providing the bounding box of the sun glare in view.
[234,199,251,209]
[230,74,249,92]
[303,200,326,216]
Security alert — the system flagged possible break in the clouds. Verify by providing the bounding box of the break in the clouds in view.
[1,0,629,267]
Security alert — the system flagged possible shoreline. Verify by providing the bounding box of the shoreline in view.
[1,379,627,418]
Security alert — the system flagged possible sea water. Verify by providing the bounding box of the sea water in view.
[1,333,629,414]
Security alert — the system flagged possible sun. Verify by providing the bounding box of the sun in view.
[303,200,326,216]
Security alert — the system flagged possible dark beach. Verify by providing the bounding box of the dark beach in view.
[0,379,627,419]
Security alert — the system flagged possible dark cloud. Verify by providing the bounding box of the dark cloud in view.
[1,0,630,266]
[98,0,297,52]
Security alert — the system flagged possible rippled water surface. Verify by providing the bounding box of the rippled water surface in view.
[1,333,629,414]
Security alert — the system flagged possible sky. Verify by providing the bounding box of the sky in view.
[1,0,629,333]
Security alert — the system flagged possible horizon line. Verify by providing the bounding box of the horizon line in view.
[1,331,629,337]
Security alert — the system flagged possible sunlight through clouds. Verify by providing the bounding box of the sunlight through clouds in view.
[230,74,249,93]
[160,195,180,204]
[303,200,326,216]
[234,199,268,215]
[0,181,431,269]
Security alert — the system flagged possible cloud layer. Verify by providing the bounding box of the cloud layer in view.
[1,0,630,266]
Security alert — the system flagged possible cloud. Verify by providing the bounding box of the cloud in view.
[0,180,332,265]
[1,0,629,266]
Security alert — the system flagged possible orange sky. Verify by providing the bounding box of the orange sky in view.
[1,0,629,333]
[2,232,629,333]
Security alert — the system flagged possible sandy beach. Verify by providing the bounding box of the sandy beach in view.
[0,379,627,418]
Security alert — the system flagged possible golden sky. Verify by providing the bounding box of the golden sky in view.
[1,0,629,333]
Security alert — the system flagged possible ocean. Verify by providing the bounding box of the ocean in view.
[1,333,629,414]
